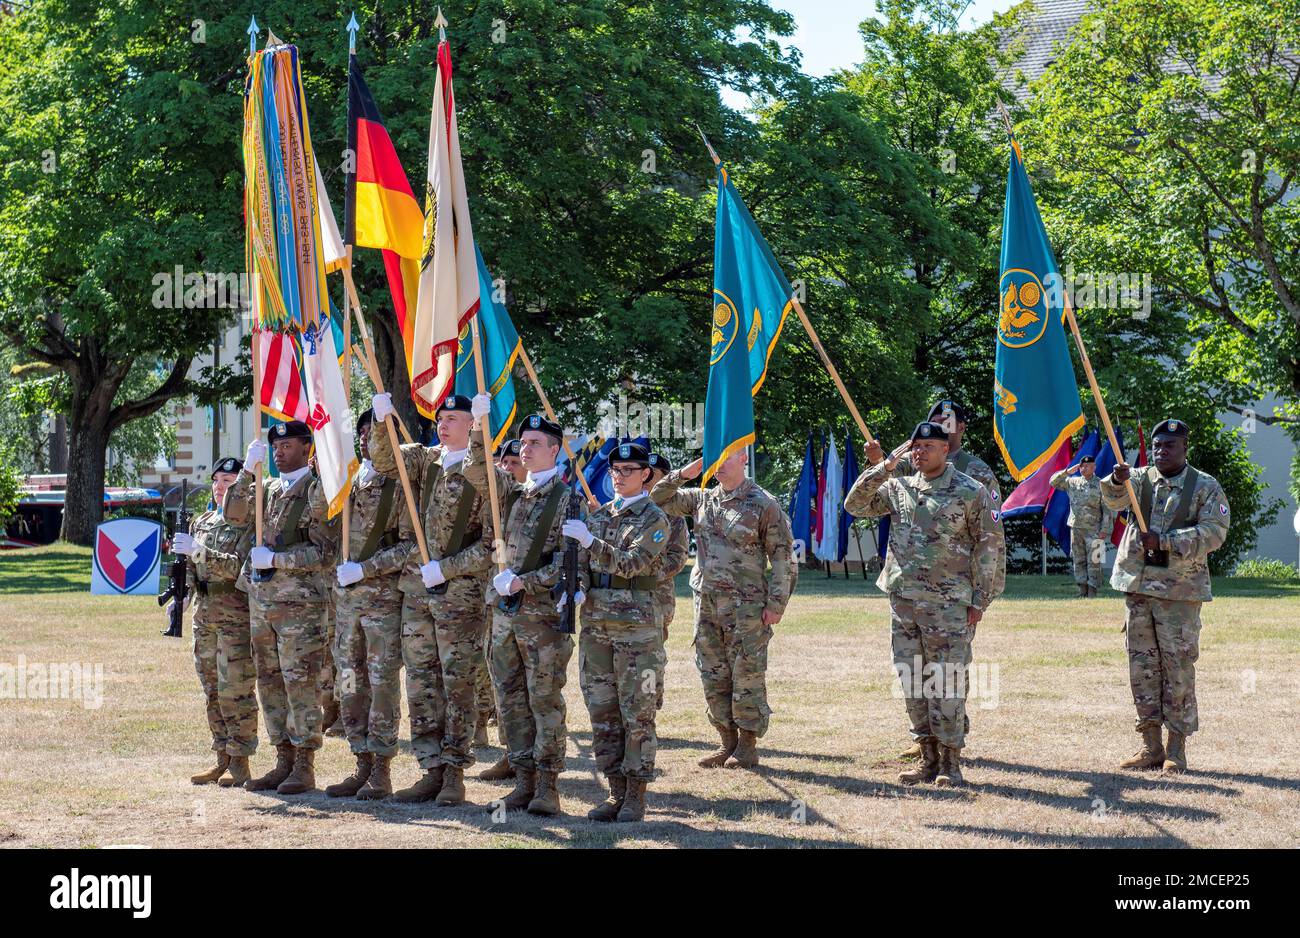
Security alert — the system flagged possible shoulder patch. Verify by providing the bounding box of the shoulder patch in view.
[652,529,665,543]
[1219,503,1228,515]
[991,509,1001,523]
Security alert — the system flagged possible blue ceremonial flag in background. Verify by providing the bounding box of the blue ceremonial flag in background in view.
[456,244,522,450]
[788,431,817,557]
[703,161,793,487]
[993,137,1084,481]
[838,429,859,561]
[585,436,650,504]
[1044,429,1098,555]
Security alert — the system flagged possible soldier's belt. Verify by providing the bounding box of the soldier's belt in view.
[197,580,237,596]
[590,573,658,591]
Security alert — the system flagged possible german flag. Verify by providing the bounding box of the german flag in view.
[343,54,422,386]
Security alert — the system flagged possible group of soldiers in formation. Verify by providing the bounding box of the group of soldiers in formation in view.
[170,387,1230,821]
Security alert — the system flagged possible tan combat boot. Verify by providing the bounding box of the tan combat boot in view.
[587,774,627,822]
[435,765,466,806]
[219,756,251,788]
[1162,729,1188,773]
[616,778,647,822]
[934,746,964,787]
[527,770,562,816]
[495,767,535,811]
[473,712,490,749]
[898,738,941,785]
[356,755,393,800]
[324,752,373,798]
[190,751,230,785]
[245,743,295,791]
[897,741,923,761]
[1119,725,1166,770]
[479,754,515,781]
[392,766,444,804]
[698,724,738,768]
[277,747,317,794]
[726,729,759,769]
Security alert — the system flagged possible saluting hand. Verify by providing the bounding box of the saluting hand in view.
[680,457,703,481]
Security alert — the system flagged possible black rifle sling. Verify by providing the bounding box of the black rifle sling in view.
[356,477,398,562]
[518,485,565,575]
[1139,466,1200,533]
[952,450,972,474]
[443,479,479,557]
[278,480,311,548]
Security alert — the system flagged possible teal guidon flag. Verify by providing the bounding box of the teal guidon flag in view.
[703,162,793,486]
[993,137,1084,480]
[456,243,522,450]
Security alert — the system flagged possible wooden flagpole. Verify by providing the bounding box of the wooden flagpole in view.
[341,257,352,563]
[251,328,265,547]
[994,101,1147,531]
[694,124,874,444]
[469,317,507,573]
[515,343,601,509]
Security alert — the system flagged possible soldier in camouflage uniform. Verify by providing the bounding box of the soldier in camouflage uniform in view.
[325,408,408,800]
[369,390,496,805]
[319,595,341,735]
[495,437,526,483]
[563,442,670,822]
[651,447,796,771]
[1050,454,1111,597]
[223,420,339,795]
[647,452,689,712]
[484,414,575,815]
[1103,419,1230,773]
[173,457,256,787]
[845,422,1001,787]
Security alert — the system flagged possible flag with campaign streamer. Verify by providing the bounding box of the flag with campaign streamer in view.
[703,162,793,487]
[992,136,1084,481]
[410,37,480,418]
[343,52,423,386]
[300,312,359,518]
[455,244,521,449]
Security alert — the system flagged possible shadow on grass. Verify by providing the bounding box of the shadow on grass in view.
[0,546,92,594]
[926,822,1188,848]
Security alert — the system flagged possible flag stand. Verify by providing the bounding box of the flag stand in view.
[515,344,602,509]
[469,316,507,572]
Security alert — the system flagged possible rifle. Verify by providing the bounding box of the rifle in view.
[549,493,581,634]
[158,479,191,637]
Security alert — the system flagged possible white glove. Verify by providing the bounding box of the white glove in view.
[555,589,586,613]
[244,439,267,471]
[420,559,446,588]
[171,532,196,556]
[336,562,364,587]
[493,568,521,595]
[250,546,276,570]
[372,392,395,423]
[562,518,594,548]
[471,392,491,419]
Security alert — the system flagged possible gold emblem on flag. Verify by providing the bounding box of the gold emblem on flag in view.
[710,290,739,365]
[998,268,1049,348]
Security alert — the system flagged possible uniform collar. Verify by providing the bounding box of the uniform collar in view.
[612,492,648,512]
[441,446,468,469]
[912,463,953,492]
[719,478,753,502]
[280,465,311,489]
[525,466,560,491]
[1154,464,1190,488]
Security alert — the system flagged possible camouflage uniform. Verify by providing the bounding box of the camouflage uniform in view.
[845,461,1000,749]
[318,594,337,709]
[484,469,574,774]
[1102,464,1230,737]
[577,496,670,780]
[650,472,796,738]
[652,515,689,710]
[369,425,495,770]
[224,469,338,751]
[187,508,256,756]
[1050,468,1111,590]
[331,464,407,756]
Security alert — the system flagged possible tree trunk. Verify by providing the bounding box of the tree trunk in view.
[60,381,116,545]
[370,312,427,441]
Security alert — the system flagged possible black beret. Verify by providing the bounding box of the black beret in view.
[647,452,673,473]
[517,413,563,442]
[436,394,473,416]
[356,408,374,436]
[611,442,651,466]
[1151,418,1189,439]
[269,420,312,442]
[1079,455,1096,464]
[910,421,950,443]
[501,439,522,457]
[212,457,244,479]
[928,399,968,424]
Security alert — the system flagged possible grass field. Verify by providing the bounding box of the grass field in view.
[2,544,1297,848]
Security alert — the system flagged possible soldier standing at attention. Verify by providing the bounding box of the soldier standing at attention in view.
[368,390,495,805]
[651,448,796,771]
[224,421,339,794]
[1050,454,1111,597]
[325,409,408,800]
[496,438,527,484]
[647,452,689,712]
[174,457,256,787]
[845,422,1001,787]
[1104,419,1229,773]
[483,414,574,816]
[563,442,670,822]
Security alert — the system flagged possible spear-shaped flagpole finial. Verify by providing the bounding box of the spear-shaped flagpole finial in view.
[694,122,722,167]
[347,12,359,54]
[994,98,1015,137]
[434,6,448,41]
[247,15,260,55]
